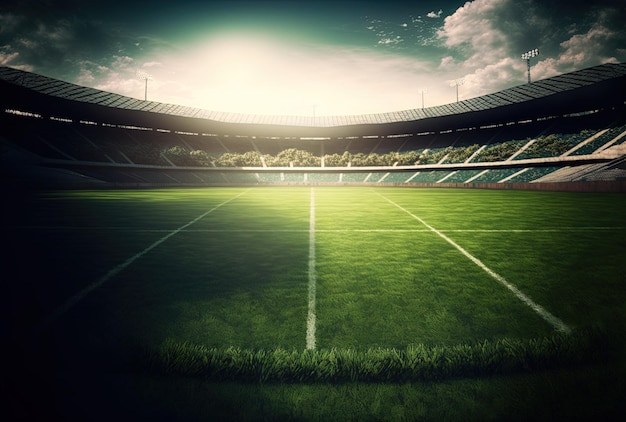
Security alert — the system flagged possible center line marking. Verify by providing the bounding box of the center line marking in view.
[33,190,249,337]
[306,187,317,350]
[376,192,572,335]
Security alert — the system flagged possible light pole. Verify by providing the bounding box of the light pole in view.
[521,48,539,84]
[136,70,153,101]
[418,89,427,109]
[449,78,465,103]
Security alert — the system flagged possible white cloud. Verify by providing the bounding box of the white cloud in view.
[427,9,443,19]
[0,43,32,71]
[460,57,521,99]
[377,37,403,46]
[435,0,526,97]
[111,55,134,68]
[142,61,163,68]
[0,48,20,66]
[534,20,622,80]
[438,0,511,62]
[438,56,458,74]
[435,0,626,99]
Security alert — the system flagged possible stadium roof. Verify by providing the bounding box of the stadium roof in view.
[1,63,625,130]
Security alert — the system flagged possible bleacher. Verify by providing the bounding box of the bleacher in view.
[470,168,520,183]
[569,125,626,156]
[340,172,371,183]
[308,173,341,183]
[443,169,485,183]
[2,63,625,189]
[3,111,626,188]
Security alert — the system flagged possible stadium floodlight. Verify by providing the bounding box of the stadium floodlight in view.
[136,70,153,101]
[448,78,465,103]
[521,48,539,84]
[418,89,427,109]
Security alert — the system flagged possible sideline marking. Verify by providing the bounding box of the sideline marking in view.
[306,188,317,350]
[33,190,249,336]
[377,192,572,335]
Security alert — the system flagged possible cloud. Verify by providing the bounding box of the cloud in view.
[434,0,524,99]
[436,0,626,99]
[0,9,138,81]
[427,9,443,19]
[3,1,625,115]
[533,9,626,79]
[0,47,20,66]
[377,37,403,46]
[0,12,22,34]
[142,61,163,68]
[438,0,514,62]
[74,54,160,102]
[439,56,456,68]
[0,43,32,70]
[79,35,442,115]
[3,3,452,112]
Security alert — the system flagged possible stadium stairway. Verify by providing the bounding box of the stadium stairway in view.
[534,156,626,183]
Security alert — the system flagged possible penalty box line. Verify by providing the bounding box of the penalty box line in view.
[376,192,572,335]
[32,190,250,338]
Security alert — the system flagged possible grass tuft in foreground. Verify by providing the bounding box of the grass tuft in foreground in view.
[144,327,610,383]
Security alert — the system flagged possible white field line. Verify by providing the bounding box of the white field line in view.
[437,227,624,232]
[306,188,317,350]
[11,226,625,233]
[33,190,249,337]
[376,192,572,335]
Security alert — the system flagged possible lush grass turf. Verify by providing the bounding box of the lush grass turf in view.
[4,187,626,420]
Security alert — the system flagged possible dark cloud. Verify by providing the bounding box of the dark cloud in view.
[0,14,127,79]
[524,1,626,75]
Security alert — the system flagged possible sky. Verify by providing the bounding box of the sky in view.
[1,0,625,116]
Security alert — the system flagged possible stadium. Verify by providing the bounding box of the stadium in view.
[2,63,626,190]
[2,63,626,421]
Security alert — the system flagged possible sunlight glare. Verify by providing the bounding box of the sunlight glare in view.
[155,31,442,116]
[187,34,339,116]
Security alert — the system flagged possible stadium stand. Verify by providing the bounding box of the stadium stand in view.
[1,63,625,190]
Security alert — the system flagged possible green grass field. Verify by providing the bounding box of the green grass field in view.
[5,187,626,421]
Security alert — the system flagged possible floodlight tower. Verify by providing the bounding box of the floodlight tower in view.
[521,48,539,84]
[136,70,153,101]
[448,78,465,103]
[418,88,427,109]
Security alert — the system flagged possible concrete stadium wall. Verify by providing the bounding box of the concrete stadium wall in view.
[399,181,626,193]
[102,180,626,193]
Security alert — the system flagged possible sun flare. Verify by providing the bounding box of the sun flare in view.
[157,33,427,116]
